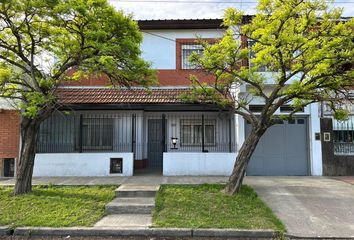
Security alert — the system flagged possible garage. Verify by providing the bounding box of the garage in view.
[246,117,309,176]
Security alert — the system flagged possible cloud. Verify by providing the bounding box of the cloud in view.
[109,1,256,19]
[109,0,353,19]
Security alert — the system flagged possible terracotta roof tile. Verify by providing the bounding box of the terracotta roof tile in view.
[56,88,191,105]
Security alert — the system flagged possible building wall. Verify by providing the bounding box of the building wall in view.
[163,152,237,176]
[141,29,224,69]
[0,110,20,159]
[33,153,134,176]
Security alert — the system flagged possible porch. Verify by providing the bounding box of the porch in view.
[35,111,237,176]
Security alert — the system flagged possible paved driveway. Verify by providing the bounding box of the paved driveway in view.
[245,177,354,238]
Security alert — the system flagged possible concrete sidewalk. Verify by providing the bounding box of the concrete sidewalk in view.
[2,175,354,238]
[246,176,354,238]
[0,176,228,186]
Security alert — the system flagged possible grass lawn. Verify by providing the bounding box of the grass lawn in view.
[0,185,116,227]
[153,184,285,231]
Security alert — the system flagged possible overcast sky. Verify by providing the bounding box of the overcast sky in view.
[110,0,354,20]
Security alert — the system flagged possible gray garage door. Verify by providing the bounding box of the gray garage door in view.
[246,118,309,176]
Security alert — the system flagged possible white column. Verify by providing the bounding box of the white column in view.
[308,103,323,176]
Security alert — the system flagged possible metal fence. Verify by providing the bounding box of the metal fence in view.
[37,111,236,156]
[333,117,354,155]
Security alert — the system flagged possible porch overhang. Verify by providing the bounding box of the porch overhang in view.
[59,103,231,112]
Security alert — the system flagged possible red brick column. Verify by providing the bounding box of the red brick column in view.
[0,110,20,158]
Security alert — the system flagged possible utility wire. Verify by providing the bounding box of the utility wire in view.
[142,31,177,42]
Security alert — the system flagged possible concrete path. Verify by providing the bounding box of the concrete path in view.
[245,176,354,238]
[94,184,160,228]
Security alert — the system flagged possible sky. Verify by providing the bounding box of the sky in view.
[110,0,354,20]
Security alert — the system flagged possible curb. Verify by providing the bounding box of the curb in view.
[193,228,277,238]
[0,226,11,236]
[13,227,279,238]
[14,227,193,237]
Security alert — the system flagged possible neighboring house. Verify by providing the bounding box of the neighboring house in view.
[0,18,349,177]
[0,99,19,177]
[321,99,354,175]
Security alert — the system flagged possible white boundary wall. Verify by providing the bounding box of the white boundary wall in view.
[163,152,237,176]
[33,153,133,176]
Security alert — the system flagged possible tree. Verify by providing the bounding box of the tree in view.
[0,0,155,195]
[186,0,354,194]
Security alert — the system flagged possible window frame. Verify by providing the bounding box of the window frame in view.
[180,119,216,146]
[176,38,218,70]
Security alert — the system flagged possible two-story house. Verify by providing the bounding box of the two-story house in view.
[0,18,328,177]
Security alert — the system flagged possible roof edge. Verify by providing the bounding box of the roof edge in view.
[138,19,225,30]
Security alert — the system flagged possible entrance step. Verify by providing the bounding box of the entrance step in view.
[106,197,155,214]
[115,184,160,198]
[94,214,152,228]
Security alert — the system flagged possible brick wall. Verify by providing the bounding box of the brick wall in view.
[0,110,20,159]
[62,69,217,87]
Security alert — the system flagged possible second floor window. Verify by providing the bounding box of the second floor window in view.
[248,40,268,72]
[181,44,203,69]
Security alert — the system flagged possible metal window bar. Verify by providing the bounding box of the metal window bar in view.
[37,112,237,155]
[181,43,203,69]
[333,117,354,155]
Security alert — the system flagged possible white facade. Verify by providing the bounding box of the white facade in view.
[141,29,224,69]
[33,153,134,176]
[0,98,16,110]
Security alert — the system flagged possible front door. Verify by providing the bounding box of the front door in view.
[148,119,164,170]
[4,158,15,177]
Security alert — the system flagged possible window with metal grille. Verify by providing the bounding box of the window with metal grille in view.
[181,44,203,69]
[81,117,113,150]
[180,119,215,145]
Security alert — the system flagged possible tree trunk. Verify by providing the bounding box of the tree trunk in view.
[14,117,41,195]
[225,126,267,195]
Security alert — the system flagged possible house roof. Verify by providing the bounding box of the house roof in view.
[137,16,256,30]
[56,88,192,105]
[138,19,224,30]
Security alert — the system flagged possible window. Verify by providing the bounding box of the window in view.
[181,44,203,69]
[248,40,268,72]
[249,105,265,113]
[4,158,15,177]
[280,105,305,113]
[334,130,354,143]
[81,117,113,150]
[180,119,215,145]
